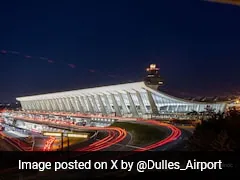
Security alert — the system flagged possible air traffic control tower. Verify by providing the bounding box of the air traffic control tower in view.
[144,64,164,90]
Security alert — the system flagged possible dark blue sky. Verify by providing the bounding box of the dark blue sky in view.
[1,0,240,102]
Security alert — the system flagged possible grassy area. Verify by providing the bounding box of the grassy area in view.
[111,122,167,146]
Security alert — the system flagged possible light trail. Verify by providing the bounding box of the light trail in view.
[80,130,115,151]
[0,132,32,151]
[79,127,127,151]
[134,120,182,151]
[43,136,56,151]
[7,115,128,152]
[3,111,181,152]
[0,113,183,177]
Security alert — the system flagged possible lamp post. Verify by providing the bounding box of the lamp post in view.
[67,136,70,151]
[31,135,35,151]
[61,132,63,151]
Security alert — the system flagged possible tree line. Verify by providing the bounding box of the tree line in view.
[188,107,240,151]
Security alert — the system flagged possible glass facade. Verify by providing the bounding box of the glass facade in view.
[17,82,227,118]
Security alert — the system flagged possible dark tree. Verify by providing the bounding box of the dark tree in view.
[188,108,240,151]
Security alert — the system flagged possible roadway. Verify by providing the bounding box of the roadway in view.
[0,113,191,180]
[0,125,54,151]
[1,115,129,152]
[0,137,19,151]
[3,114,184,152]
[1,111,190,153]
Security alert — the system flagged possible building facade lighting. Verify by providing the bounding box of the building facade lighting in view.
[67,133,88,138]
[43,132,62,137]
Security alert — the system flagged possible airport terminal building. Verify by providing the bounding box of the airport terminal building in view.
[16,65,229,118]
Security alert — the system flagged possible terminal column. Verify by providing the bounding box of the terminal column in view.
[97,94,107,115]
[118,93,129,115]
[110,94,121,116]
[80,96,88,113]
[136,91,147,115]
[126,92,139,117]
[103,94,113,114]
[146,90,159,116]
[86,96,94,113]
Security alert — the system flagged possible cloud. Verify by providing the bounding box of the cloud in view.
[89,69,95,73]
[0,50,7,54]
[68,64,76,68]
[48,60,54,63]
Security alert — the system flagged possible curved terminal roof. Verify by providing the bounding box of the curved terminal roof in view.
[16,81,230,105]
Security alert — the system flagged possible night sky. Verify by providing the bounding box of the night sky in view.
[1,0,240,102]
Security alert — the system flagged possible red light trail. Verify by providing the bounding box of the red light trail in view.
[43,136,56,151]
[0,112,183,176]
[133,120,181,151]
[4,111,181,152]
[9,115,128,152]
[0,132,32,151]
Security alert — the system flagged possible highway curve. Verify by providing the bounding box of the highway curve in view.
[3,115,182,152]
[0,115,183,179]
